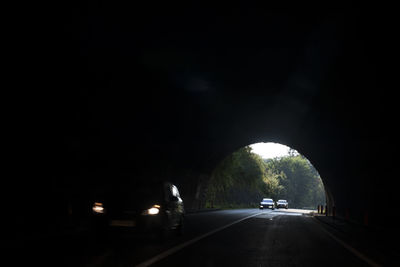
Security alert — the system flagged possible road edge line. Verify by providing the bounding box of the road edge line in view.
[312,216,382,267]
[135,212,263,267]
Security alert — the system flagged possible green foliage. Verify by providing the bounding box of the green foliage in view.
[265,156,325,208]
[205,147,325,209]
[205,147,267,208]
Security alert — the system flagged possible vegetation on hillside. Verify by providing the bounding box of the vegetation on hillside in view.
[205,146,325,209]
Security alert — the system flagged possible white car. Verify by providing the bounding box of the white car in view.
[276,199,288,209]
[259,198,275,210]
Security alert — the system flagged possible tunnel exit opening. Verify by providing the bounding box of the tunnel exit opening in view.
[203,142,327,212]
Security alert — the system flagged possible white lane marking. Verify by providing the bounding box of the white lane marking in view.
[313,217,382,267]
[135,212,263,267]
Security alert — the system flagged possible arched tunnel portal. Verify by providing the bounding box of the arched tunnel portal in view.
[13,5,398,238]
[46,78,394,229]
[153,124,374,226]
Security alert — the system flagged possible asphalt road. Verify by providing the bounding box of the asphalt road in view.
[16,209,386,266]
[151,210,369,267]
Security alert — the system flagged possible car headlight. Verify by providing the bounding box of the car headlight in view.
[142,204,161,215]
[92,202,105,214]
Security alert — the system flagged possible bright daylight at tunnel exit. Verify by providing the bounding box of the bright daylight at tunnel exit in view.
[11,4,400,267]
[204,142,326,211]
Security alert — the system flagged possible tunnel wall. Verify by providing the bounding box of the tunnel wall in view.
[10,5,399,240]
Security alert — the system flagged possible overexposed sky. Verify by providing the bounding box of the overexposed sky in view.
[250,142,296,159]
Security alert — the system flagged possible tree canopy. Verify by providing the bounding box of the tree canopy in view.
[205,146,325,209]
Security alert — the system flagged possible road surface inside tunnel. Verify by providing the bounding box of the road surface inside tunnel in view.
[149,210,370,267]
[17,209,387,266]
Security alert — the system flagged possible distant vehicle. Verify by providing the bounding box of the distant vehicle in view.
[259,198,275,210]
[91,181,185,238]
[276,199,288,209]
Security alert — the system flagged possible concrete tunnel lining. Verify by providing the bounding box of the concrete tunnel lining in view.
[7,5,398,236]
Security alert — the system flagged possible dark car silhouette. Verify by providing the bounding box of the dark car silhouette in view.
[91,181,185,238]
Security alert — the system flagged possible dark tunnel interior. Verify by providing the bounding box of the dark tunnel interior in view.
[6,4,399,256]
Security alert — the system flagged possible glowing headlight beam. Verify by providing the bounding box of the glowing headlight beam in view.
[92,202,104,214]
[148,207,160,215]
[142,205,161,215]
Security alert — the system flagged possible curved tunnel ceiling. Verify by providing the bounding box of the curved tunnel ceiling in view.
[30,5,397,227]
